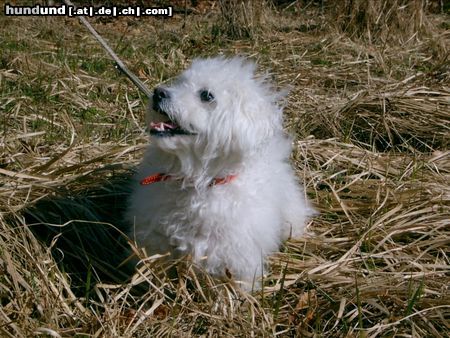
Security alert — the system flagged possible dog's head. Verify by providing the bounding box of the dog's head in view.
[147,56,284,162]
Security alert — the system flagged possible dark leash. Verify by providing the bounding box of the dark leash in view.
[63,0,153,100]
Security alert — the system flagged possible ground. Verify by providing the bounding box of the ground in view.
[0,1,449,337]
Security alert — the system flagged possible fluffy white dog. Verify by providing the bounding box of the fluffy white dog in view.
[126,56,315,288]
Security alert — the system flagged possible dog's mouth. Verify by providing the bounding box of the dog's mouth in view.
[149,121,194,137]
[149,105,196,137]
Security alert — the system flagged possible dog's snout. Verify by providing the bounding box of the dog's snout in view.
[153,87,170,103]
[152,87,171,115]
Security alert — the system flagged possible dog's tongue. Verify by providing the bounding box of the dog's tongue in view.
[150,122,178,131]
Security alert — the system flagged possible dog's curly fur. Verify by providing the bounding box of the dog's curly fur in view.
[126,56,315,288]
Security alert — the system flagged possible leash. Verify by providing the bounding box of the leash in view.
[63,0,153,99]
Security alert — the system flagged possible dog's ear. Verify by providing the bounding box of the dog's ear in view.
[276,85,291,107]
[238,57,257,75]
[253,69,290,107]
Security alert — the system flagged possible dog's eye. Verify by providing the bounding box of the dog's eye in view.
[199,90,214,103]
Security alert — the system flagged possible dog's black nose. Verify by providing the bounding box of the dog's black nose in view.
[153,87,170,104]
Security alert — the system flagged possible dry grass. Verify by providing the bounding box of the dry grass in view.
[331,0,433,43]
[1,2,449,337]
[218,0,267,39]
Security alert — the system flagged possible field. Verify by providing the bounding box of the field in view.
[1,1,449,337]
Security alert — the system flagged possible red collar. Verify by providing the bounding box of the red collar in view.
[140,173,237,187]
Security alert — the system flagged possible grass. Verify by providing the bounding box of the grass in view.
[1,1,449,337]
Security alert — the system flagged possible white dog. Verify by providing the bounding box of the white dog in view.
[126,56,315,288]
